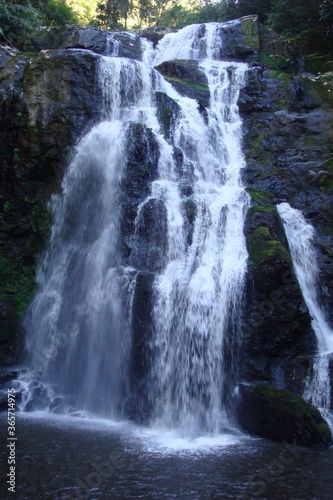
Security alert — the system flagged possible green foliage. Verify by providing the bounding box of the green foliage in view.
[67,0,98,25]
[0,0,42,48]
[3,201,10,213]
[0,185,52,318]
[0,248,35,317]
[45,0,77,25]
[164,75,209,93]
[269,0,316,34]
[248,132,265,158]
[242,16,260,48]
[157,2,199,28]
[0,0,77,49]
[97,0,133,29]
[268,0,333,54]
[245,189,291,265]
[248,204,276,216]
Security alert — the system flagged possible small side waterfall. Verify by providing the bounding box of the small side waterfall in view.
[277,202,333,430]
[22,22,250,433]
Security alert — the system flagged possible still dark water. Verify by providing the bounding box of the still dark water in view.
[1,412,333,499]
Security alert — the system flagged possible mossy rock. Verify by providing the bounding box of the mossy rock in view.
[155,60,210,109]
[304,54,333,75]
[245,189,291,266]
[247,226,291,265]
[237,383,332,446]
[246,187,274,206]
[241,17,259,52]
[247,204,276,216]
[300,72,333,108]
[259,27,297,73]
[155,91,181,140]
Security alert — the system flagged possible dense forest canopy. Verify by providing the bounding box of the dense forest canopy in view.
[0,0,333,53]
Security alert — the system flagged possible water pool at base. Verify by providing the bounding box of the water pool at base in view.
[1,412,333,499]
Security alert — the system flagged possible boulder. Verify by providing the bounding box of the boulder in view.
[155,59,210,114]
[218,16,260,63]
[32,26,142,59]
[136,26,175,46]
[24,384,51,412]
[260,26,297,73]
[236,383,332,446]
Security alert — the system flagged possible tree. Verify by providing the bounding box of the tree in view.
[97,0,134,29]
[66,0,98,25]
[45,0,77,25]
[0,0,76,49]
[269,0,321,34]
[98,0,119,29]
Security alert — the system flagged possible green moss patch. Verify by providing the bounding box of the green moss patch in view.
[242,18,259,50]
[247,225,291,265]
[301,72,333,108]
[0,188,52,318]
[164,75,209,93]
[238,383,332,446]
[254,384,328,430]
[246,187,274,205]
[0,249,35,317]
[305,54,333,75]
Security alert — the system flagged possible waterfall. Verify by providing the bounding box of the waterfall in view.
[22,23,250,433]
[277,202,333,430]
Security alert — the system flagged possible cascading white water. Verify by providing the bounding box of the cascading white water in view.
[147,25,250,432]
[24,55,157,415]
[22,23,250,432]
[277,202,333,430]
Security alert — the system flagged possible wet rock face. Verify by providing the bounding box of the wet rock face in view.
[155,91,181,141]
[120,123,160,263]
[236,383,332,447]
[136,26,175,46]
[218,16,260,63]
[24,49,101,162]
[127,271,155,422]
[32,26,143,60]
[239,25,333,399]
[242,197,315,361]
[0,46,102,362]
[130,198,168,273]
[155,59,210,112]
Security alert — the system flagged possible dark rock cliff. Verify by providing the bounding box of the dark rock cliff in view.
[239,26,333,406]
[0,45,101,365]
